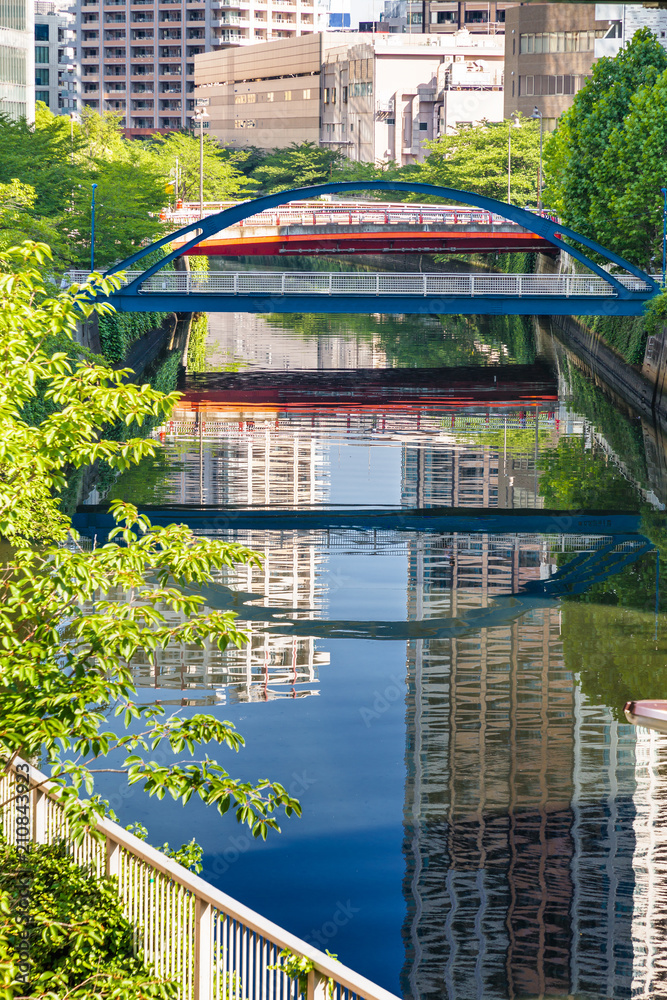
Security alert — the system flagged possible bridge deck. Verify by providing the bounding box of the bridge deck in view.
[71,269,656,317]
[181,227,555,257]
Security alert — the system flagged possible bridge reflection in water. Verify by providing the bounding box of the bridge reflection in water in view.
[92,385,667,998]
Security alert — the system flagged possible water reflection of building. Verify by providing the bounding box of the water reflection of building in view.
[126,531,329,703]
[160,417,329,507]
[401,532,640,999]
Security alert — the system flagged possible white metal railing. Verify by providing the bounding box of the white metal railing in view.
[66,271,654,298]
[163,201,559,230]
[0,757,401,1000]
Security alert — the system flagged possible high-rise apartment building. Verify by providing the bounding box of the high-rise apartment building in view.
[35,0,77,113]
[74,0,320,137]
[0,0,35,119]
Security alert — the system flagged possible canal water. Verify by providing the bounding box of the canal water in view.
[94,306,667,1000]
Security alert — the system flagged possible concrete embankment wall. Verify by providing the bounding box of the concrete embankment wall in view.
[535,252,667,424]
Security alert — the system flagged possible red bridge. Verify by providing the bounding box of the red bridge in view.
[165,201,559,257]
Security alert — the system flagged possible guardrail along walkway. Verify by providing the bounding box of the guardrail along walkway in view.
[0,757,401,1000]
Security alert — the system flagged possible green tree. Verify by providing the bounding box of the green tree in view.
[414,117,542,207]
[0,242,300,844]
[150,131,256,203]
[250,141,343,193]
[0,109,82,220]
[0,179,65,260]
[544,28,667,266]
[67,148,167,269]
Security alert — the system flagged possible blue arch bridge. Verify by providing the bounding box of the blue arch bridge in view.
[76,182,660,317]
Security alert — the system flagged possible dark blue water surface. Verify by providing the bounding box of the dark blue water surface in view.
[91,309,667,999]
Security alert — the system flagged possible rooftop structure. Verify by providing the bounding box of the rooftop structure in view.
[195,29,504,164]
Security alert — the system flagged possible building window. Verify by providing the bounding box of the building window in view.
[435,11,456,23]
[519,74,583,97]
[324,87,330,104]
[303,88,310,100]
[465,10,488,23]
[234,94,246,103]
[419,121,428,131]
[35,45,49,63]
[35,67,49,85]
[349,82,372,98]
[266,91,273,102]
[35,89,49,104]
[342,85,347,103]
[520,30,605,54]
[35,23,49,41]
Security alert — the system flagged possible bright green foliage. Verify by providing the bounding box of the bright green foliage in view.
[0,110,83,220]
[538,436,641,510]
[0,106,166,269]
[0,839,179,998]
[125,822,204,873]
[187,313,209,373]
[150,131,256,203]
[69,149,167,269]
[0,179,65,259]
[250,142,343,193]
[269,949,339,1000]
[415,117,542,206]
[98,311,170,365]
[0,242,302,842]
[545,28,667,267]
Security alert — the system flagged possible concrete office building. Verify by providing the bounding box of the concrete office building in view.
[74,0,319,138]
[34,0,76,113]
[195,29,504,164]
[0,0,35,119]
[503,3,612,127]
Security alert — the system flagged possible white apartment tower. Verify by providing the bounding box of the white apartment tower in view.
[74,0,321,137]
[0,0,35,120]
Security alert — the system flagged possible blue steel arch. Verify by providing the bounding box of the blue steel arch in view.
[107,181,658,299]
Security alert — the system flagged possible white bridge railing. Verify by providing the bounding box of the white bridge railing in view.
[66,271,654,298]
[162,201,559,229]
[0,757,401,1000]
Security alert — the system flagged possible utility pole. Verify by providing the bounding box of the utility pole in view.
[193,105,208,219]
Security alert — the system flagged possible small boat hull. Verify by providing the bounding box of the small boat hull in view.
[624,699,667,734]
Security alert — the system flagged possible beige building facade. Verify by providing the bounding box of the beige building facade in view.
[503,3,612,127]
[195,29,504,165]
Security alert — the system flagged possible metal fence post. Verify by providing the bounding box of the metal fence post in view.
[106,836,121,879]
[194,899,213,1000]
[328,273,333,295]
[33,787,47,845]
[517,276,522,297]
[234,273,239,294]
[306,969,328,1000]
[423,274,428,296]
[470,274,475,297]
[376,274,380,295]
